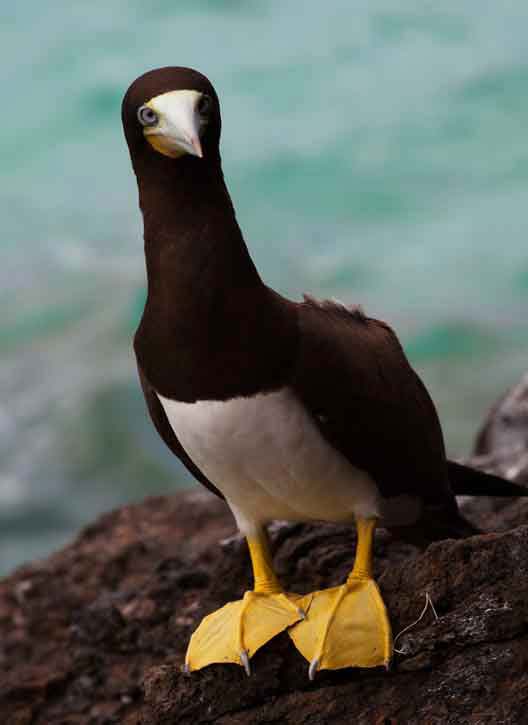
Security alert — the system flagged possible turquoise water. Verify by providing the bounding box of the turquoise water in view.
[2,2,528,573]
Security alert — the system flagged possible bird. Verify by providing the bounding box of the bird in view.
[121,66,528,679]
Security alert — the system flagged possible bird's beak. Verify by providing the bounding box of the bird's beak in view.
[143,90,204,159]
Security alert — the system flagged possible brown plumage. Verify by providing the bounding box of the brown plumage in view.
[122,67,526,545]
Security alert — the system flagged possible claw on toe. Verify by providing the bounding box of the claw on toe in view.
[308,657,320,681]
[185,591,312,673]
[240,649,251,676]
[289,578,392,675]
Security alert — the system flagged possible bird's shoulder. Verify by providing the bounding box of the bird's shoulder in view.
[292,294,421,408]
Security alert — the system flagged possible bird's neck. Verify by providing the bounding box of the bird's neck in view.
[134,158,296,401]
[140,159,262,304]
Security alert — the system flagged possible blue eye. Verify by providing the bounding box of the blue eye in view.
[137,105,159,127]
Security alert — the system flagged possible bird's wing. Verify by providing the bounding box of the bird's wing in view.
[137,364,224,500]
[290,296,452,503]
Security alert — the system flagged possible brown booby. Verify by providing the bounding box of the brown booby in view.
[121,66,528,678]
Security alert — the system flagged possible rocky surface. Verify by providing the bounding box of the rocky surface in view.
[2,377,528,724]
[460,371,528,531]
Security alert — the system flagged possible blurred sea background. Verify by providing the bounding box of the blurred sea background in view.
[2,1,528,574]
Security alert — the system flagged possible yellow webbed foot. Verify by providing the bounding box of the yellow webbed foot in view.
[288,577,392,678]
[185,590,312,673]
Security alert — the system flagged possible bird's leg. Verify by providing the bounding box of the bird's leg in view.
[185,525,311,673]
[288,517,392,678]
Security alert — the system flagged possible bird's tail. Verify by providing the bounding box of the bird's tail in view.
[447,460,528,497]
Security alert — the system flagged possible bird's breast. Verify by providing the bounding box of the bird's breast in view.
[157,387,384,528]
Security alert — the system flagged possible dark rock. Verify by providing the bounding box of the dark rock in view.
[474,372,528,468]
[461,373,528,529]
[2,380,528,723]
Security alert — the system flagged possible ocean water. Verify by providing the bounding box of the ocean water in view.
[2,1,528,574]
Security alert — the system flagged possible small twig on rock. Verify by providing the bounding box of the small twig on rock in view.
[394,592,439,654]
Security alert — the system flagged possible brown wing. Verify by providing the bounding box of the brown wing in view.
[290,297,453,505]
[137,365,224,500]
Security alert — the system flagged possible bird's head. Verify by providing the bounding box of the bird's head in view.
[122,67,221,167]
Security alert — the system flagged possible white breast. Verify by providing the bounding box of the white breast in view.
[157,387,385,534]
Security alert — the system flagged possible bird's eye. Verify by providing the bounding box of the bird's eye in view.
[197,94,212,117]
[137,105,159,127]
